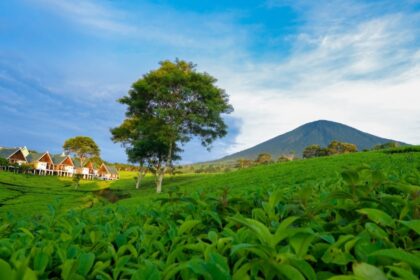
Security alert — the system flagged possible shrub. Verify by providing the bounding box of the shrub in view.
[0,158,9,168]
[73,174,83,189]
[255,153,273,164]
[18,163,33,174]
[236,158,253,169]
[277,155,292,162]
[303,145,328,158]
[327,140,358,155]
[374,142,400,150]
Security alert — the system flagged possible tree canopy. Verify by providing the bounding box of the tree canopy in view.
[303,141,358,158]
[303,145,326,159]
[111,59,233,192]
[63,136,100,166]
[327,140,357,155]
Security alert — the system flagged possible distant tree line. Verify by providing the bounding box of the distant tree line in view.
[170,141,406,174]
[235,152,294,169]
[372,142,400,150]
[114,141,405,174]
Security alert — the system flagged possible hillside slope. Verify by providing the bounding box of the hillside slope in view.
[220,120,406,160]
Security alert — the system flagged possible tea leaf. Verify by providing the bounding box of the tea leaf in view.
[178,220,201,235]
[77,252,95,276]
[386,266,418,280]
[276,264,305,280]
[34,251,49,273]
[369,249,420,269]
[352,262,386,280]
[0,259,15,279]
[357,209,395,228]
[132,261,161,280]
[400,220,420,235]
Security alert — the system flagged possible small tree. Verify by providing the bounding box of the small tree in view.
[19,163,32,175]
[255,153,273,164]
[63,136,100,167]
[72,174,83,189]
[112,59,233,193]
[303,145,328,158]
[277,155,291,162]
[0,158,9,170]
[236,158,253,169]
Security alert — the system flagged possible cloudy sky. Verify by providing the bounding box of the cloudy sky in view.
[1,0,419,163]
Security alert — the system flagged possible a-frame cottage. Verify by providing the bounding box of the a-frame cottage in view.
[97,163,119,180]
[52,154,75,177]
[73,159,96,180]
[27,152,54,175]
[85,161,99,178]
[0,146,29,166]
[1,145,120,181]
[0,147,29,165]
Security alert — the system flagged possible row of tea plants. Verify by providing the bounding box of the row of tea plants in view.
[0,164,419,279]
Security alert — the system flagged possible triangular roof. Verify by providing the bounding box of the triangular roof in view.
[72,158,87,168]
[51,154,74,166]
[86,161,100,169]
[100,163,119,175]
[0,147,21,159]
[107,165,118,175]
[27,152,53,164]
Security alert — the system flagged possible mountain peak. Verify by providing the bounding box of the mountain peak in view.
[302,120,345,128]
[220,120,405,161]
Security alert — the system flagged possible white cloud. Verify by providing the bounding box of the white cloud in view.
[198,2,420,154]
[31,0,135,34]
[30,0,247,50]
[24,0,420,159]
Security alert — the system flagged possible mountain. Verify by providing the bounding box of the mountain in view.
[220,120,406,161]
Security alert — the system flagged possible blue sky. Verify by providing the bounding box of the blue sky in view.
[1,0,420,163]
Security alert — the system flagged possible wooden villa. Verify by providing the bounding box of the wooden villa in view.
[27,152,54,175]
[85,161,100,178]
[52,154,75,177]
[0,146,29,167]
[1,145,119,180]
[73,159,96,180]
[97,163,119,180]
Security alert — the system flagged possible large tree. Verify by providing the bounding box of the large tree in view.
[111,117,174,189]
[112,59,233,193]
[63,136,100,167]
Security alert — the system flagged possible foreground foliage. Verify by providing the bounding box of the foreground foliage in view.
[0,155,419,279]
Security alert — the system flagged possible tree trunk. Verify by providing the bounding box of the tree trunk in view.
[135,169,143,189]
[154,142,173,193]
[156,170,164,193]
[166,142,173,170]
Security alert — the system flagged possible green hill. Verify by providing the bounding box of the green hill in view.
[0,147,418,215]
[0,148,419,279]
[219,120,407,161]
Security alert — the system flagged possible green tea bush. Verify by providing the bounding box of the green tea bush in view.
[0,164,419,279]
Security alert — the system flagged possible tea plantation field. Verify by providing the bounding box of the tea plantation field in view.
[0,149,419,279]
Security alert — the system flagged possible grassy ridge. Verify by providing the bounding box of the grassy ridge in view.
[0,150,418,215]
[0,150,419,279]
[111,151,420,209]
